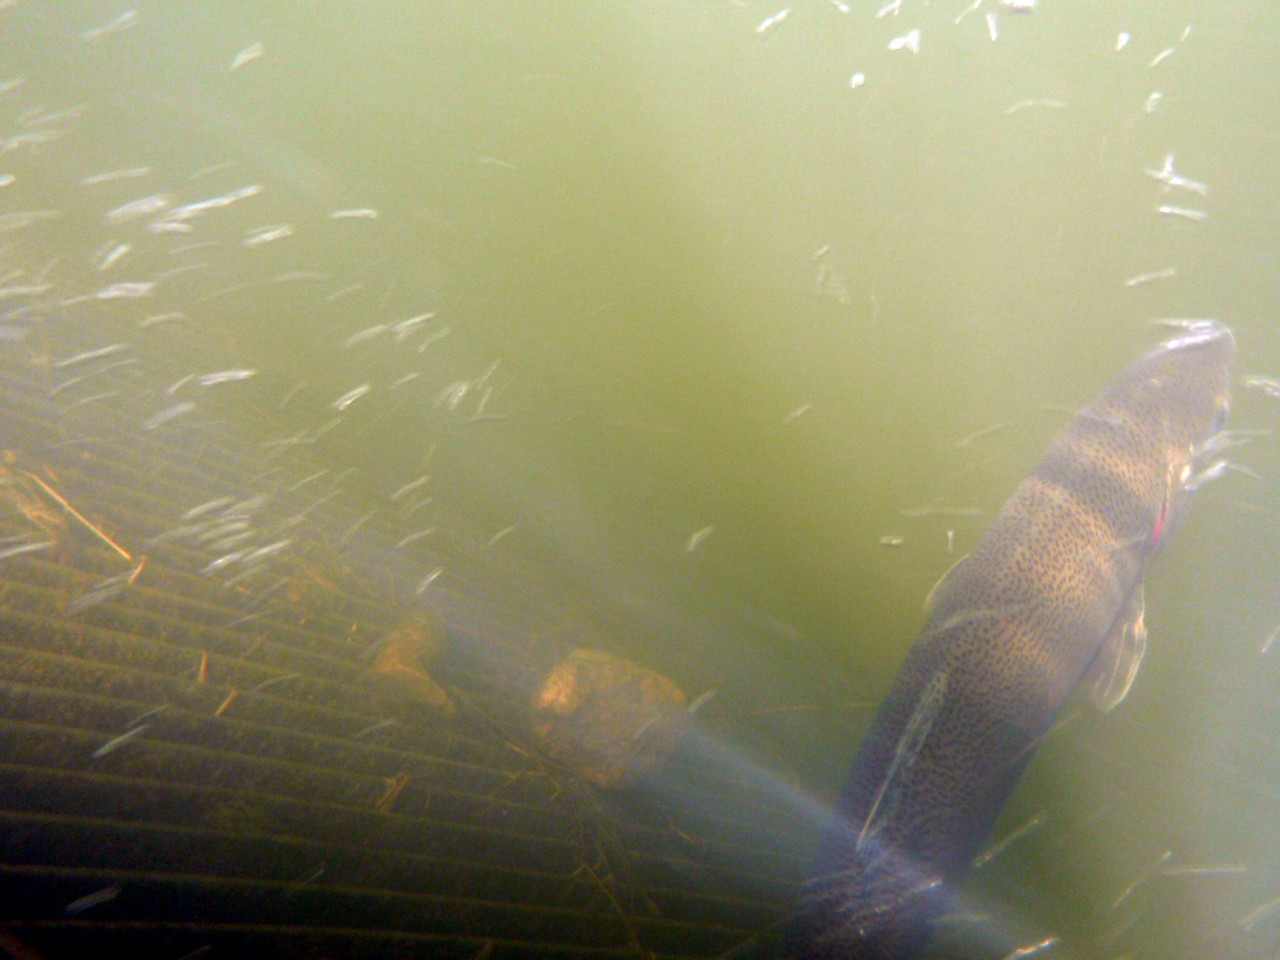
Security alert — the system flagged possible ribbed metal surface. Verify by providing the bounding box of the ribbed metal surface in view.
[0,355,808,959]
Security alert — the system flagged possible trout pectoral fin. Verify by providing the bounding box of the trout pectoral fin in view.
[858,671,948,850]
[1087,582,1148,712]
[923,553,969,611]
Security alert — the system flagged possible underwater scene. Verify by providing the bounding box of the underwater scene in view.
[0,2,1278,958]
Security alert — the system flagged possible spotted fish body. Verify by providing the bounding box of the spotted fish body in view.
[790,322,1234,959]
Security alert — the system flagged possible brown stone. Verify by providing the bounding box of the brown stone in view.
[531,649,685,788]
[370,611,455,715]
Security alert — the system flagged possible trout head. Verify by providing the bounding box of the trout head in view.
[1084,320,1233,554]
[1141,321,1234,548]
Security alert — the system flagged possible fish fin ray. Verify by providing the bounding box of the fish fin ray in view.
[924,554,968,611]
[858,671,948,849]
[1087,582,1148,712]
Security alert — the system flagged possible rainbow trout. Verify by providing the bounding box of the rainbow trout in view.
[789,321,1234,959]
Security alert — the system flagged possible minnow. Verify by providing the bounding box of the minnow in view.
[1124,266,1177,287]
[105,193,173,223]
[0,540,54,561]
[183,499,235,522]
[246,673,301,695]
[392,313,433,341]
[196,368,258,387]
[52,343,127,369]
[91,723,151,758]
[243,223,293,247]
[229,42,265,71]
[332,384,371,411]
[790,321,1233,959]
[142,401,195,431]
[352,718,396,740]
[63,884,121,914]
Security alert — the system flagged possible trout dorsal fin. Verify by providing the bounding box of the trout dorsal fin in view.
[1087,582,1149,712]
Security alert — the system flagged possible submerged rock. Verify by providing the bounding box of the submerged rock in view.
[531,648,685,788]
[369,611,455,715]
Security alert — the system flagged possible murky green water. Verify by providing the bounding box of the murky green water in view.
[3,1,1280,957]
